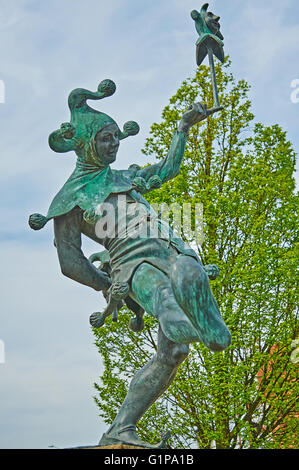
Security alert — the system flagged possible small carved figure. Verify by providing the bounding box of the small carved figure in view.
[191,3,225,108]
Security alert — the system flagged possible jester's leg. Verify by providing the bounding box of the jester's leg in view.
[99,325,188,448]
[131,262,202,344]
[170,255,231,352]
[99,264,191,449]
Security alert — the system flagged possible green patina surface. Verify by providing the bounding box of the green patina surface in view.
[191,3,224,66]
[28,76,229,347]
[28,5,231,448]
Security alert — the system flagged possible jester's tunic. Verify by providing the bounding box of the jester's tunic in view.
[94,190,199,285]
[46,130,200,286]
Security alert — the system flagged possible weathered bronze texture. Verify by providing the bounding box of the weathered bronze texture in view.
[191,3,224,108]
[28,5,231,449]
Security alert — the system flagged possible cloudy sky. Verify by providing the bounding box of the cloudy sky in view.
[0,0,298,449]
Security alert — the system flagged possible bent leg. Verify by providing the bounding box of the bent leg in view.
[131,262,201,344]
[101,325,189,447]
[171,255,231,352]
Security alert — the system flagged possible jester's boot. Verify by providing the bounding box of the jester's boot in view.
[99,426,170,449]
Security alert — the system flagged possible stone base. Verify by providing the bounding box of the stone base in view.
[83,444,148,449]
[70,444,148,449]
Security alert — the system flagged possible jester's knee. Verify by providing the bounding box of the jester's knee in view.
[170,255,231,352]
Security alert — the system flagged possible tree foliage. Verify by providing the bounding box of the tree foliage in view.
[93,59,298,449]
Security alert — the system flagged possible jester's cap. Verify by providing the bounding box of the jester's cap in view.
[191,3,224,66]
[49,79,140,154]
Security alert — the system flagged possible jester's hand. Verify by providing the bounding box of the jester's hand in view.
[178,102,223,134]
[98,271,112,290]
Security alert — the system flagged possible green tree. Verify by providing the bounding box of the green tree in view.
[93,59,298,449]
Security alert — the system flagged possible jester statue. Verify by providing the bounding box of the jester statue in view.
[28,5,231,448]
[28,80,230,448]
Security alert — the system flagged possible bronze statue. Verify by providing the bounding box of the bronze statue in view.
[29,4,230,449]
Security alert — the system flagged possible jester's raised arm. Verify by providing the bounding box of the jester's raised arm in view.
[136,102,221,185]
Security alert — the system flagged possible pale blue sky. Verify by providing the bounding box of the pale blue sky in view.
[0,0,298,449]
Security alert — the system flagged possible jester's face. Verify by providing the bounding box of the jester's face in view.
[95,123,120,165]
[205,11,221,34]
